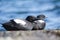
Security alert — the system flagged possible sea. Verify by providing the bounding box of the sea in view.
[0,0,60,31]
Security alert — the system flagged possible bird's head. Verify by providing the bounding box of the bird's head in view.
[26,15,37,22]
[37,14,46,20]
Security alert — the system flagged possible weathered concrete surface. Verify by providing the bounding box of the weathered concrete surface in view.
[0,30,60,40]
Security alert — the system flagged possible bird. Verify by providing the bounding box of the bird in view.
[32,14,46,30]
[2,15,37,31]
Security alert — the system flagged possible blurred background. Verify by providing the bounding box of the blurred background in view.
[0,0,60,31]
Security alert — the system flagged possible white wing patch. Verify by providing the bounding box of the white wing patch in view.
[14,19,26,25]
[38,20,44,23]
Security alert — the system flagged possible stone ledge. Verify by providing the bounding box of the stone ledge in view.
[0,30,60,40]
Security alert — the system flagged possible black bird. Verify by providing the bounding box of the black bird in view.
[2,16,36,31]
[32,14,46,30]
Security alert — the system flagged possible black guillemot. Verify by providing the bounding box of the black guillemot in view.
[2,16,37,31]
[32,14,46,30]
